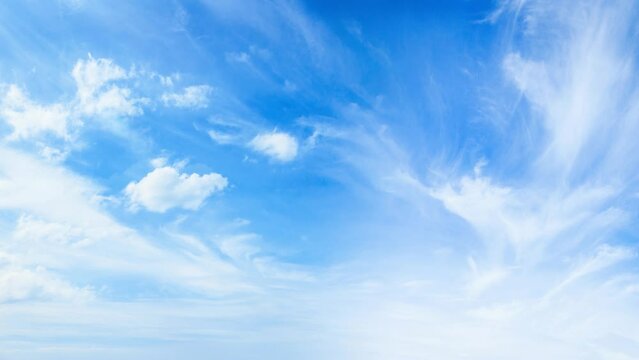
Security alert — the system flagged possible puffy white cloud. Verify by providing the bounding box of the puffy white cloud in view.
[161,85,212,108]
[0,56,216,149]
[0,56,145,144]
[72,56,144,118]
[249,131,298,162]
[71,54,128,100]
[0,85,71,140]
[125,165,228,212]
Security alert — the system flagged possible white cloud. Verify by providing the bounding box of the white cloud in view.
[501,1,639,178]
[0,146,251,298]
[430,172,623,266]
[544,244,635,301]
[0,55,148,145]
[0,85,71,140]
[0,266,93,303]
[72,56,144,118]
[125,165,228,212]
[2,2,639,358]
[274,4,639,357]
[0,56,215,153]
[161,85,212,108]
[71,54,128,100]
[0,146,110,226]
[78,86,142,118]
[249,131,298,162]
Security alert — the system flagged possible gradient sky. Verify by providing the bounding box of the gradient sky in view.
[1,0,639,359]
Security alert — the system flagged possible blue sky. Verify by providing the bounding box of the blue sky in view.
[1,0,639,359]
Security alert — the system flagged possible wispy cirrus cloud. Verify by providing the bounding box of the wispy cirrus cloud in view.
[287,1,639,357]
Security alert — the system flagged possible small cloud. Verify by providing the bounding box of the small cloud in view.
[72,54,128,101]
[72,54,143,118]
[249,131,298,162]
[161,85,212,109]
[0,85,70,140]
[125,165,228,213]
